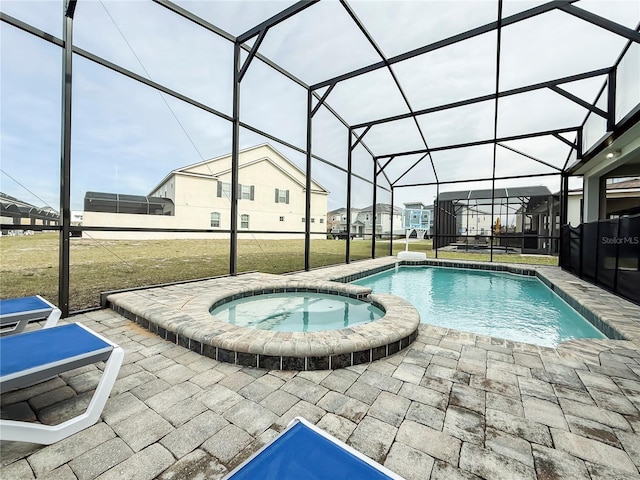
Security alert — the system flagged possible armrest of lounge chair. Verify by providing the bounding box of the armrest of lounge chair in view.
[0,295,62,336]
[0,323,124,444]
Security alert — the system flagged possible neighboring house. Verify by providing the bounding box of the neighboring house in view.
[355,204,404,238]
[82,144,329,239]
[458,204,496,236]
[403,202,433,236]
[326,204,403,238]
[0,192,59,234]
[326,207,361,237]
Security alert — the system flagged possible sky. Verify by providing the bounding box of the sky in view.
[1,0,638,215]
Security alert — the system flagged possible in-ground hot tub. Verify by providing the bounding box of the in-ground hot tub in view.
[210,291,384,332]
[107,275,420,370]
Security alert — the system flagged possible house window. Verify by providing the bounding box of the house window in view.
[275,188,289,204]
[241,184,254,200]
[320,218,324,224]
[279,216,285,222]
[311,218,315,223]
[217,181,231,198]
[210,212,220,228]
[302,218,305,222]
[241,214,249,229]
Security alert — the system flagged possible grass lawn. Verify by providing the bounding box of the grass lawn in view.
[0,233,557,311]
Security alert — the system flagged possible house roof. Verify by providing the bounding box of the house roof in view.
[149,144,329,195]
[607,178,640,190]
[328,207,361,214]
[567,177,640,194]
[359,203,403,215]
[404,202,428,209]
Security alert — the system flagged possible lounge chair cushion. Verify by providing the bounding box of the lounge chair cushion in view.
[226,417,402,479]
[0,295,62,335]
[1,323,112,390]
[1,295,55,322]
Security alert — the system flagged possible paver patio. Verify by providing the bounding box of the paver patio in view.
[1,260,639,479]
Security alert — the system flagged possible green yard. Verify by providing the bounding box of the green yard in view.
[0,233,557,311]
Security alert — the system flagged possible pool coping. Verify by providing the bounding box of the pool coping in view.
[106,256,640,370]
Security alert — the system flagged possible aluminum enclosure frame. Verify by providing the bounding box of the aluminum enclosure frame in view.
[0,0,638,316]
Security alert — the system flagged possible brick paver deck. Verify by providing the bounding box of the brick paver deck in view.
[1,259,639,479]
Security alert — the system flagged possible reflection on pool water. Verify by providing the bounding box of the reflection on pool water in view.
[211,292,384,332]
[353,266,606,347]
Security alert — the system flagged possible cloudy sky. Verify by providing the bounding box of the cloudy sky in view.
[1,0,638,214]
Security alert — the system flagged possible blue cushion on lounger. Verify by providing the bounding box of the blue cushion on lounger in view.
[0,323,112,380]
[225,418,402,480]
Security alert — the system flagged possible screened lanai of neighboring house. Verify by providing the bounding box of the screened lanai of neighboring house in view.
[434,186,558,253]
[1,0,639,314]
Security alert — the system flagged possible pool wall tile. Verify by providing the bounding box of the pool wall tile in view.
[282,356,305,371]
[178,335,189,350]
[307,356,330,370]
[148,322,158,335]
[331,353,351,369]
[166,330,176,344]
[202,344,217,360]
[388,340,400,355]
[189,340,202,355]
[237,352,258,368]
[353,349,371,365]
[259,355,281,370]
[218,348,235,364]
[372,345,387,361]
[140,317,150,329]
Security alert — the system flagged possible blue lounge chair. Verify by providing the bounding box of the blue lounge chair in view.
[224,417,405,480]
[0,323,124,445]
[0,295,61,336]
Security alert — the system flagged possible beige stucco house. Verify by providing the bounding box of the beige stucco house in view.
[83,144,329,239]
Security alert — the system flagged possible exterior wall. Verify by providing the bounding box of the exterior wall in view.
[79,213,325,240]
[356,211,403,236]
[457,206,494,235]
[567,195,582,227]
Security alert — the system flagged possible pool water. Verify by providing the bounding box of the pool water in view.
[211,292,384,332]
[353,266,605,347]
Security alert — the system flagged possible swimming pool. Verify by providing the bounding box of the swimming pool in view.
[211,292,384,332]
[353,266,606,347]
